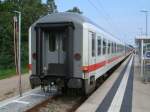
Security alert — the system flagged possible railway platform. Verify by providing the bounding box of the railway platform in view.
[76,54,150,112]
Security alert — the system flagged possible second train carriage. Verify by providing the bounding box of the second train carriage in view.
[29,12,132,94]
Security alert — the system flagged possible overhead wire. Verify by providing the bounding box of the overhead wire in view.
[96,0,122,37]
[87,0,122,41]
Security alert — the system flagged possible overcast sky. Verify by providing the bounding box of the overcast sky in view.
[43,0,150,45]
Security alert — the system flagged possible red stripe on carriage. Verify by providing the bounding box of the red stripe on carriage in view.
[81,61,106,73]
[87,60,106,72]
[107,56,121,64]
[81,55,122,73]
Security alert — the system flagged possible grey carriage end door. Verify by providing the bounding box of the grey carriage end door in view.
[43,30,67,75]
[48,31,66,64]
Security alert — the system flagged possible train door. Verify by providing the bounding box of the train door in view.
[88,31,96,75]
[43,29,67,76]
[84,31,96,94]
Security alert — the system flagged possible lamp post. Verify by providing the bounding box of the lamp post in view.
[141,10,148,37]
[13,11,22,97]
[138,27,143,36]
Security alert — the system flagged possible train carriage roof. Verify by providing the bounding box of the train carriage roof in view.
[35,12,124,45]
[37,12,92,24]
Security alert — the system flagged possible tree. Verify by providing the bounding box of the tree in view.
[0,0,49,69]
[67,6,82,14]
[47,0,58,14]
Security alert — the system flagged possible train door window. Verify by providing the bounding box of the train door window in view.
[89,32,96,57]
[48,31,66,52]
[97,36,101,56]
[92,33,96,57]
[49,32,56,52]
[103,39,106,55]
[60,31,67,52]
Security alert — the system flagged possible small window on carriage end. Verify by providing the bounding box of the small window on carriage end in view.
[49,32,56,52]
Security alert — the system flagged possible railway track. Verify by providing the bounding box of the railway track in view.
[25,94,86,112]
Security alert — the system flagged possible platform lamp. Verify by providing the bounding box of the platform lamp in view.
[140,10,149,80]
[13,10,22,97]
[140,10,148,37]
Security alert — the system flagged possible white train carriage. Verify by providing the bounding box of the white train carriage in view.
[29,12,131,94]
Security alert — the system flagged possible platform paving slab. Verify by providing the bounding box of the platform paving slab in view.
[0,87,51,112]
[132,55,150,112]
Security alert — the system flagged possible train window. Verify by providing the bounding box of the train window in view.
[48,32,56,52]
[112,42,114,53]
[97,36,101,56]
[118,44,121,52]
[108,41,111,54]
[111,42,113,53]
[118,44,120,53]
[121,45,122,52]
[110,42,112,54]
[114,43,116,53]
[120,45,121,52]
[117,44,119,53]
[103,39,106,55]
[121,45,124,52]
[113,43,116,53]
[48,31,66,52]
[92,33,95,57]
[61,32,66,52]
[116,43,118,53]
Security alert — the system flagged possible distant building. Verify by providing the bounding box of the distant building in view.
[135,35,150,60]
[135,35,150,82]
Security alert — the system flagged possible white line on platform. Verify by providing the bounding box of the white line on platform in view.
[13,100,30,105]
[30,94,46,97]
[0,87,41,108]
[108,56,133,112]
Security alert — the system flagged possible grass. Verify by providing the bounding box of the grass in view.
[0,67,28,80]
